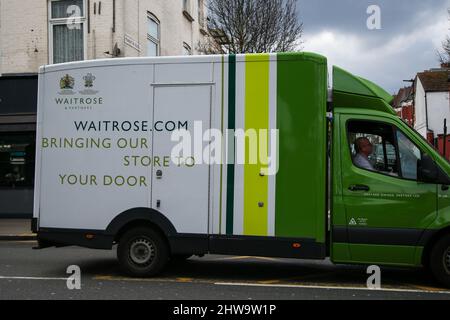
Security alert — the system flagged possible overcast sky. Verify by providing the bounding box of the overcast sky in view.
[299,0,450,93]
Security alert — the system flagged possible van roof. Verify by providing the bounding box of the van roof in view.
[39,52,327,73]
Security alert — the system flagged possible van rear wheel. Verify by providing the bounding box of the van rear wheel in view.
[117,227,169,277]
[429,234,450,288]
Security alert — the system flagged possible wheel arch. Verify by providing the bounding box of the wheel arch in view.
[106,207,177,243]
[421,226,450,266]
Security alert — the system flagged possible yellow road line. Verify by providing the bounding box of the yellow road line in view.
[257,279,282,284]
[256,271,346,285]
[409,284,448,292]
[176,277,194,282]
[210,255,278,261]
[94,275,168,283]
[253,256,277,262]
[210,256,253,261]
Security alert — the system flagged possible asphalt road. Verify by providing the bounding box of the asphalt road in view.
[0,241,450,300]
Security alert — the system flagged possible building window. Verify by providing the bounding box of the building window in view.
[0,133,35,188]
[147,13,160,56]
[49,0,86,64]
[183,42,192,55]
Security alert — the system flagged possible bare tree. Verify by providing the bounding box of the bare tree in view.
[198,0,303,54]
[437,9,450,65]
[438,36,450,64]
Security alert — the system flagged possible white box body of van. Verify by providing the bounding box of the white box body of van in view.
[34,53,328,259]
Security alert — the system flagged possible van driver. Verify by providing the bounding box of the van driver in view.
[353,137,375,171]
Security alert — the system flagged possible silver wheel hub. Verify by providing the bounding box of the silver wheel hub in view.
[445,247,450,274]
[129,238,155,266]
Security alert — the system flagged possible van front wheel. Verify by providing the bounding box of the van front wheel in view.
[429,234,450,288]
[117,227,169,277]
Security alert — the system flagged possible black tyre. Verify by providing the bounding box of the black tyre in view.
[117,227,169,277]
[429,234,450,288]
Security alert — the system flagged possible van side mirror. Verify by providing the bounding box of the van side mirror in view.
[437,166,450,186]
[417,154,438,183]
[417,154,450,185]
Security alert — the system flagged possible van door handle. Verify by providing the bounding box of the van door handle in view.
[348,184,370,192]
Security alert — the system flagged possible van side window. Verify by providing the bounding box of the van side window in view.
[396,130,422,180]
[347,121,399,176]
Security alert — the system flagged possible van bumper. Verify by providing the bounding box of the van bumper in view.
[36,228,114,250]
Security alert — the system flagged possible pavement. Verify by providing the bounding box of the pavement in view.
[0,240,450,300]
[0,219,35,240]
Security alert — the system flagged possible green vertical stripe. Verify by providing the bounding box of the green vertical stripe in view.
[275,52,327,241]
[226,54,236,235]
[244,54,269,236]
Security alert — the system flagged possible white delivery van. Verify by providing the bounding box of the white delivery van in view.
[34,53,316,276]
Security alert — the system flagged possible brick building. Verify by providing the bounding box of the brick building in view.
[393,86,414,127]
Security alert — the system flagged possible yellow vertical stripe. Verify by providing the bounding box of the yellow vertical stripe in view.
[244,54,269,236]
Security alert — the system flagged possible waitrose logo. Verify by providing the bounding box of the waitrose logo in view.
[56,73,103,110]
[55,97,104,105]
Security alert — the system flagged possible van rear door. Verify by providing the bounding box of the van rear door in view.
[151,84,212,235]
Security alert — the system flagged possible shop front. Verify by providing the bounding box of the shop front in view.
[0,74,37,218]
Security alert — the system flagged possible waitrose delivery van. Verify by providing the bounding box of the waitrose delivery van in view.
[34,53,450,287]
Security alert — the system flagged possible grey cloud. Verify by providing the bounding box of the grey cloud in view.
[298,0,450,92]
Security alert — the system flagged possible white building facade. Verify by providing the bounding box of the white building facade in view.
[0,0,207,75]
[0,0,207,218]
[414,69,450,140]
